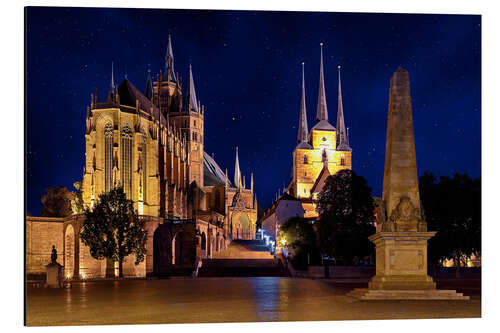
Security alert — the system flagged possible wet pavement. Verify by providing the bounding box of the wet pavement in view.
[26,277,481,326]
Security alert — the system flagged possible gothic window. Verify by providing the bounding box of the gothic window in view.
[104,123,113,192]
[192,132,196,142]
[194,120,197,127]
[141,131,147,203]
[303,155,308,164]
[340,154,346,166]
[121,125,133,198]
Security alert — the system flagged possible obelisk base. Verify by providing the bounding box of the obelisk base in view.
[347,231,469,300]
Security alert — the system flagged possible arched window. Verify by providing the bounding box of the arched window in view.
[104,123,113,192]
[121,125,133,198]
[141,131,147,203]
[340,154,346,166]
[303,155,308,164]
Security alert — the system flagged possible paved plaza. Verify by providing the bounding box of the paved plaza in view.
[26,277,480,326]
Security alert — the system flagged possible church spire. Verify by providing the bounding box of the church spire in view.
[165,34,176,82]
[107,62,116,103]
[336,66,351,151]
[297,62,309,144]
[145,67,153,100]
[234,146,241,188]
[183,64,199,112]
[316,43,328,122]
[110,62,115,90]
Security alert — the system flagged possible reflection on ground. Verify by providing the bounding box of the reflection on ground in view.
[26,277,480,326]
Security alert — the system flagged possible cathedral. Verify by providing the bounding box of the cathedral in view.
[26,36,258,279]
[286,43,352,218]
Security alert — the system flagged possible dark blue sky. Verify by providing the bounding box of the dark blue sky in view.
[26,7,481,215]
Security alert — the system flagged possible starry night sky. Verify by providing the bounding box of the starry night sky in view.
[26,7,481,216]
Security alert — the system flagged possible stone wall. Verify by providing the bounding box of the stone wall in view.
[26,216,64,275]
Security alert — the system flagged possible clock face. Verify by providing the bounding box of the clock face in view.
[322,137,327,142]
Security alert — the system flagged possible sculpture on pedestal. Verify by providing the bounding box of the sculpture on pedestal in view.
[348,68,468,300]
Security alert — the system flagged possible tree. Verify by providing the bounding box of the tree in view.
[316,169,375,265]
[71,181,85,214]
[40,186,74,217]
[277,217,320,269]
[419,172,481,277]
[80,187,148,277]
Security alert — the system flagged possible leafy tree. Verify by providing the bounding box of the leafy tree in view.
[316,169,375,265]
[40,186,74,217]
[277,217,320,269]
[71,181,85,214]
[419,172,481,276]
[80,187,148,277]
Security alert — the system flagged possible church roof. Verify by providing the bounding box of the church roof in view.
[203,151,233,187]
[278,193,301,202]
[117,79,166,126]
[310,165,331,195]
[296,141,313,149]
[311,119,335,131]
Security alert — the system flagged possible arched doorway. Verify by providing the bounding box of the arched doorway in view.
[174,231,185,266]
[201,232,207,258]
[65,225,75,279]
[153,225,175,275]
[207,231,212,258]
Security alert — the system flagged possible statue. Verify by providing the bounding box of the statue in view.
[51,245,58,263]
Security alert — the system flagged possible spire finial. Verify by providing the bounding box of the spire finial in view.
[145,65,154,100]
[316,43,328,122]
[165,35,176,82]
[336,64,351,151]
[297,62,309,144]
[183,63,199,112]
[234,146,241,189]
[110,61,115,90]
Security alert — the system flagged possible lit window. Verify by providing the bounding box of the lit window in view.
[141,131,147,203]
[104,123,113,192]
[121,125,133,198]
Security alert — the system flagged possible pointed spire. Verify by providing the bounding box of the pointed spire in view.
[297,62,309,144]
[336,65,351,151]
[183,64,199,112]
[110,61,115,90]
[234,146,241,189]
[316,43,328,122]
[145,67,153,100]
[165,34,176,82]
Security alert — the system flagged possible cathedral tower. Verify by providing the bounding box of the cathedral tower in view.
[152,35,205,188]
[289,43,353,217]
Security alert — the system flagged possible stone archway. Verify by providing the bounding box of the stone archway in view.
[64,224,75,279]
[153,225,175,275]
[201,232,207,258]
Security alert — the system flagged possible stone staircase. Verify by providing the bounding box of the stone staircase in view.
[346,288,470,300]
[198,239,289,277]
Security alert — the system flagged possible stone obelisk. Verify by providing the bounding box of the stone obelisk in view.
[349,68,468,300]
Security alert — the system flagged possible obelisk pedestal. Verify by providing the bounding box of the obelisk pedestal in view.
[348,68,468,300]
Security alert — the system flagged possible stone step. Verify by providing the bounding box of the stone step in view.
[347,288,470,300]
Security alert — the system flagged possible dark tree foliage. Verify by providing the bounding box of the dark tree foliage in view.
[40,186,74,217]
[277,217,320,269]
[80,187,148,277]
[419,172,481,275]
[316,169,375,265]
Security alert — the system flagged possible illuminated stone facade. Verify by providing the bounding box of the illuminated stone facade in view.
[287,46,352,218]
[26,37,257,278]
